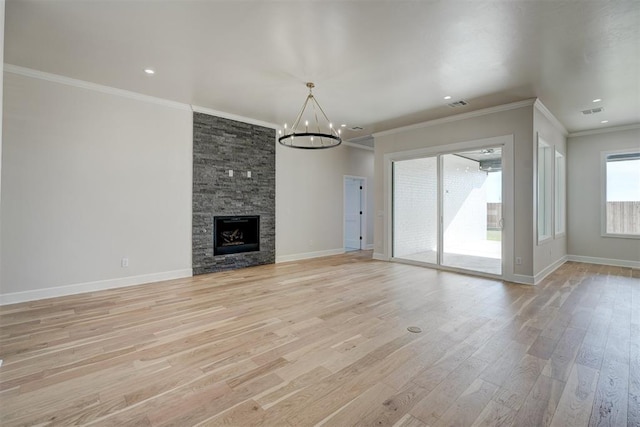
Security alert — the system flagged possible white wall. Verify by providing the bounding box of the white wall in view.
[1,72,193,303]
[567,126,640,265]
[346,146,375,249]
[533,105,567,276]
[275,143,374,261]
[1,67,375,302]
[0,0,5,293]
[374,104,534,277]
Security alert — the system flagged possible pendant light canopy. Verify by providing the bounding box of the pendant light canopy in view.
[278,82,342,149]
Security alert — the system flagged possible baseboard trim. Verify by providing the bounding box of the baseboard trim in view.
[567,255,640,268]
[276,248,345,263]
[0,269,193,306]
[365,244,374,250]
[372,252,388,261]
[505,274,535,285]
[534,256,568,285]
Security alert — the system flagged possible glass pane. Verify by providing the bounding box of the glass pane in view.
[392,157,437,264]
[442,148,502,275]
[606,154,640,235]
[554,151,565,235]
[537,138,552,241]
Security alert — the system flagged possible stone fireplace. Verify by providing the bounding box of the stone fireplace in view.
[192,113,275,275]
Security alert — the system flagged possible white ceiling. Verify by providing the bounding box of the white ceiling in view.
[5,1,640,138]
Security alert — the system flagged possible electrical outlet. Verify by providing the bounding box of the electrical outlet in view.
[515,257,522,265]
[247,171,252,178]
[228,170,233,177]
[121,257,129,268]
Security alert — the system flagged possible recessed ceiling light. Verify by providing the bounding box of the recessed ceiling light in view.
[341,124,347,128]
[444,96,452,100]
[144,68,155,75]
[592,98,602,103]
[601,120,609,124]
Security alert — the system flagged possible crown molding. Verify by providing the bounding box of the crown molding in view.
[4,64,280,129]
[568,123,640,138]
[342,140,374,151]
[372,99,536,138]
[191,105,278,130]
[533,99,568,136]
[4,64,191,111]
[343,135,374,151]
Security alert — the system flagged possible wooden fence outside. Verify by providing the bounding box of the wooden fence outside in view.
[487,202,639,233]
[487,203,502,229]
[607,201,640,234]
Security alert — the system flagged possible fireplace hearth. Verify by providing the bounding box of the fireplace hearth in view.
[214,216,260,255]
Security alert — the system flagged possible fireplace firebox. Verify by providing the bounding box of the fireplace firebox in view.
[214,216,260,255]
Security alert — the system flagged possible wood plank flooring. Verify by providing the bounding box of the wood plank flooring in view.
[0,252,638,426]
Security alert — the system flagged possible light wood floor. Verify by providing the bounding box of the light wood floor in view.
[1,252,638,426]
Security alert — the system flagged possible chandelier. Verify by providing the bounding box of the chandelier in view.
[278,82,342,149]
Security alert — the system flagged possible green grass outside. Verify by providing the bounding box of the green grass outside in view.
[487,230,502,241]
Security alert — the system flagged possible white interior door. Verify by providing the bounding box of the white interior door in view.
[344,177,362,251]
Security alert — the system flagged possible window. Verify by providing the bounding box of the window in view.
[603,151,640,237]
[554,150,565,236]
[537,137,553,242]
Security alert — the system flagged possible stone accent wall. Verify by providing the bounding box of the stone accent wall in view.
[192,113,275,274]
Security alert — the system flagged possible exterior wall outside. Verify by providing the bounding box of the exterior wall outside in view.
[1,72,192,296]
[393,157,437,256]
[533,106,567,276]
[567,127,640,263]
[443,154,489,245]
[374,105,534,276]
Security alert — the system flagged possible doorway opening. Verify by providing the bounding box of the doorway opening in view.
[344,176,366,252]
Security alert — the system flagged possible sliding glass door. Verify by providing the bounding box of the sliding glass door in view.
[392,146,503,276]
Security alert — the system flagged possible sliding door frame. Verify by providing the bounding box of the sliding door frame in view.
[384,135,514,281]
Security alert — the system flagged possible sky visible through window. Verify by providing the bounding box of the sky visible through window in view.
[608,158,640,202]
